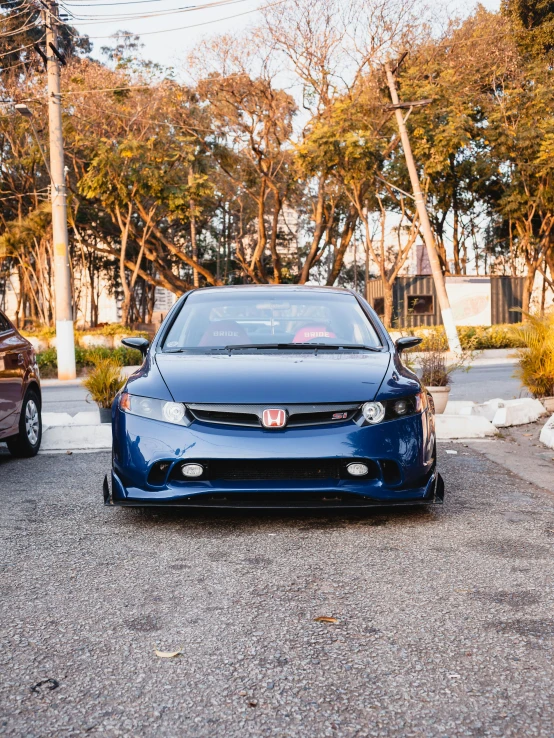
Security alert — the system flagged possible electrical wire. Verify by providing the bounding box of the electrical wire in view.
[59,0,285,38]
[0,36,43,58]
[63,0,175,5]
[0,20,42,38]
[58,0,249,24]
[0,3,36,23]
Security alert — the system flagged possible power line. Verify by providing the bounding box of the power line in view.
[0,20,41,38]
[59,0,285,38]
[0,36,43,58]
[63,0,175,5]
[58,0,249,24]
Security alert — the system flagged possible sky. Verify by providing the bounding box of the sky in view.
[63,0,502,71]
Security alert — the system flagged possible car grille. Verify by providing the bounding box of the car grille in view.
[186,403,360,428]
[169,458,381,483]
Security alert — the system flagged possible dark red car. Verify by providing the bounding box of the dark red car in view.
[0,310,41,457]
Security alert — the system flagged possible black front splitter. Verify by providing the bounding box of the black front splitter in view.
[103,474,445,510]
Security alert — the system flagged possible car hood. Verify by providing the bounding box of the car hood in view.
[154,352,391,404]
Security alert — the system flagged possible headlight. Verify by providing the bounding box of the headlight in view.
[359,392,427,426]
[119,394,190,426]
[362,402,386,424]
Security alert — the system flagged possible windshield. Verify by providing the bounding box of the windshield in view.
[162,290,382,350]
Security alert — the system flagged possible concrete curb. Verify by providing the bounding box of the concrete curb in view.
[435,415,497,440]
[41,424,112,452]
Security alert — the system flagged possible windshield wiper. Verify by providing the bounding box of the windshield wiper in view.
[221,343,382,352]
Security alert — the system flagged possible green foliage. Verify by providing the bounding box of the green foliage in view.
[81,353,126,409]
[22,325,148,340]
[502,0,554,57]
[399,325,526,351]
[0,205,51,258]
[511,311,554,397]
[37,347,142,375]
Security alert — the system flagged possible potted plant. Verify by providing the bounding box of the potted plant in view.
[419,349,452,414]
[82,353,126,423]
[403,329,476,414]
[511,311,554,412]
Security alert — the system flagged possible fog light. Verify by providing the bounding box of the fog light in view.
[362,401,385,424]
[394,399,408,415]
[181,463,204,478]
[347,462,369,477]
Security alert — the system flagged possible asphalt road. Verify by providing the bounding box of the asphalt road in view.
[449,364,524,403]
[41,364,524,416]
[2,449,554,737]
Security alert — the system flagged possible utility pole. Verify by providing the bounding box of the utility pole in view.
[44,1,76,379]
[384,60,462,355]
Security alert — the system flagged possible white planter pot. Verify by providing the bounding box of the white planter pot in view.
[427,386,451,415]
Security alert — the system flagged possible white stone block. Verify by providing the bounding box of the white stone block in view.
[473,398,506,422]
[444,401,477,416]
[41,424,112,451]
[539,415,554,450]
[71,411,101,426]
[42,411,100,428]
[41,412,73,428]
[436,415,497,439]
[492,398,547,428]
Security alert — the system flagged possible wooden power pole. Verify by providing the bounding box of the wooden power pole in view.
[385,60,462,355]
[45,1,76,379]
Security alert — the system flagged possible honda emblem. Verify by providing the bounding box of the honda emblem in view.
[262,408,287,429]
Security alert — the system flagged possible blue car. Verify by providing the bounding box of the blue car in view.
[104,286,444,509]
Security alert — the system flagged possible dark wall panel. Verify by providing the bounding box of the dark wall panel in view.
[491,277,524,324]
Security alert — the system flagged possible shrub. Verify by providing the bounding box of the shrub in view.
[511,312,554,399]
[398,324,526,352]
[81,353,126,409]
[37,346,143,377]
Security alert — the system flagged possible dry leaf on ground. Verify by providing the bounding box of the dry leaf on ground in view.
[154,649,182,658]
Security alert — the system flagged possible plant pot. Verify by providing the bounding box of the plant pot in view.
[427,386,451,415]
[99,407,112,424]
[542,397,554,414]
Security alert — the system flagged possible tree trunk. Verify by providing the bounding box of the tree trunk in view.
[383,281,394,329]
[522,266,536,317]
[268,191,282,283]
[299,179,326,284]
[326,208,357,286]
[452,204,461,275]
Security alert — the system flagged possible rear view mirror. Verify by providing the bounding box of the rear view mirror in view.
[395,336,422,353]
[121,337,150,357]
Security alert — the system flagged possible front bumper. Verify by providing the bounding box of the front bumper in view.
[104,407,442,509]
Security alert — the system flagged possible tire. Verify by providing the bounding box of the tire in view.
[6,389,42,458]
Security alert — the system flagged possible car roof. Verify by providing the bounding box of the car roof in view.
[191,284,356,295]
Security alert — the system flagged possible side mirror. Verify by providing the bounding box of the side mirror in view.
[121,337,150,357]
[395,336,422,353]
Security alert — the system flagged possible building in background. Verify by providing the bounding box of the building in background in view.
[367,275,526,327]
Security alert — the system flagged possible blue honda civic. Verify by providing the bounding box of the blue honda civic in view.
[104,285,444,509]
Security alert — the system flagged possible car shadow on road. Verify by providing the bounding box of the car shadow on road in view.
[110,503,442,532]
